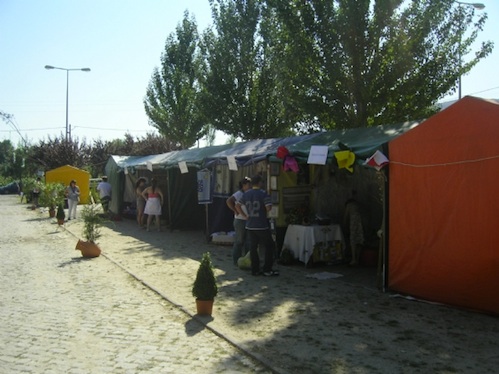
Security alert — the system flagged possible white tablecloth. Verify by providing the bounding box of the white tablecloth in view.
[282,224,344,264]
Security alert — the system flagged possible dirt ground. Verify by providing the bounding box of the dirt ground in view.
[17,196,499,373]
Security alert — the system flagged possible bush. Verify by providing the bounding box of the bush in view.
[192,252,218,301]
[81,204,103,242]
[40,182,65,210]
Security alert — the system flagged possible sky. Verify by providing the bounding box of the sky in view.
[1,0,499,148]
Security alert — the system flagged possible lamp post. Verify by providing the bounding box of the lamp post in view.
[45,65,91,141]
[455,2,485,99]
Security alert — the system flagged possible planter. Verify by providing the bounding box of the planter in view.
[57,219,65,226]
[49,209,56,218]
[75,239,101,258]
[195,299,214,316]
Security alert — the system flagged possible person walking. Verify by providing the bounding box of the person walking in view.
[238,175,279,277]
[97,176,112,213]
[32,177,42,208]
[65,180,80,220]
[226,177,251,265]
[142,178,164,232]
[135,177,147,228]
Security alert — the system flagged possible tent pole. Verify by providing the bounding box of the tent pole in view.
[205,204,210,242]
[167,169,172,231]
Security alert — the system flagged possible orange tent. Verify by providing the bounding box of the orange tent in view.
[388,97,499,314]
[45,165,90,204]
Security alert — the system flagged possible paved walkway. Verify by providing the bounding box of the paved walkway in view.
[0,196,270,373]
[2,195,498,373]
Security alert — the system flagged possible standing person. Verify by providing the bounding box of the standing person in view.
[226,177,252,265]
[344,191,364,266]
[142,178,164,232]
[65,180,80,220]
[135,177,147,228]
[97,176,112,213]
[32,177,42,207]
[238,175,279,277]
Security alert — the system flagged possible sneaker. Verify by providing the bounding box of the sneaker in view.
[263,270,279,277]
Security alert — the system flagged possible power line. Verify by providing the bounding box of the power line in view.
[470,86,499,95]
[0,111,28,146]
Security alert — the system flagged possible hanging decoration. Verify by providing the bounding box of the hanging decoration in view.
[334,150,356,172]
[365,150,389,171]
[307,145,329,165]
[277,146,299,172]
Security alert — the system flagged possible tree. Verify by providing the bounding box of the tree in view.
[28,135,91,171]
[144,12,206,149]
[199,0,294,140]
[268,0,493,130]
[0,140,16,178]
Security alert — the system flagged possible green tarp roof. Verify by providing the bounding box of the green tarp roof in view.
[108,121,420,171]
[109,143,234,171]
[281,121,420,163]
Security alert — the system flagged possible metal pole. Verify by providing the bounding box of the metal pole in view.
[66,70,69,141]
[455,1,485,100]
[45,65,90,141]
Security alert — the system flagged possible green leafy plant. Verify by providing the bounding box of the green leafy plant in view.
[56,203,65,221]
[192,252,218,301]
[81,204,103,242]
[40,182,65,210]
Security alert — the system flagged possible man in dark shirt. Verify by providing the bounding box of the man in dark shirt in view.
[238,175,279,276]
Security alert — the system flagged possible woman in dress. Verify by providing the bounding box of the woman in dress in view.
[142,178,164,232]
[135,177,147,228]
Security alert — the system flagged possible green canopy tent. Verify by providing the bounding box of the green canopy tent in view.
[105,144,233,231]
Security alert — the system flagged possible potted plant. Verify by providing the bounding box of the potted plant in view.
[75,204,102,258]
[40,182,65,217]
[56,203,65,225]
[192,252,218,315]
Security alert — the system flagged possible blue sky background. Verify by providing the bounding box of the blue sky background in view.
[1,0,498,147]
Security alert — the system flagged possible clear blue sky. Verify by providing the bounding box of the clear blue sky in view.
[1,0,498,147]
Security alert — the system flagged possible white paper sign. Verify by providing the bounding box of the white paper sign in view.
[147,161,153,171]
[227,156,238,171]
[307,145,329,165]
[124,166,128,175]
[178,161,188,174]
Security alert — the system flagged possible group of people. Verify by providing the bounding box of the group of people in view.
[55,174,163,232]
[62,176,112,220]
[226,175,279,277]
[227,176,365,270]
[135,177,164,232]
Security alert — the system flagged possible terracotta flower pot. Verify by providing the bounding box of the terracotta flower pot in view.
[195,299,214,316]
[57,219,65,226]
[75,239,101,258]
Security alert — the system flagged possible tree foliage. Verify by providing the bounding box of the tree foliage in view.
[267,0,493,129]
[28,136,91,171]
[199,0,294,140]
[144,12,206,149]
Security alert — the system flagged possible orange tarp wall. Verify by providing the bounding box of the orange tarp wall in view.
[45,165,90,204]
[388,97,499,315]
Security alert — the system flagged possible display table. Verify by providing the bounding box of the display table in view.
[282,224,345,265]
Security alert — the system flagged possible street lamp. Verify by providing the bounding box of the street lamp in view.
[455,2,485,99]
[45,65,91,141]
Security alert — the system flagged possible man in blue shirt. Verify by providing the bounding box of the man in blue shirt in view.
[238,175,279,276]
